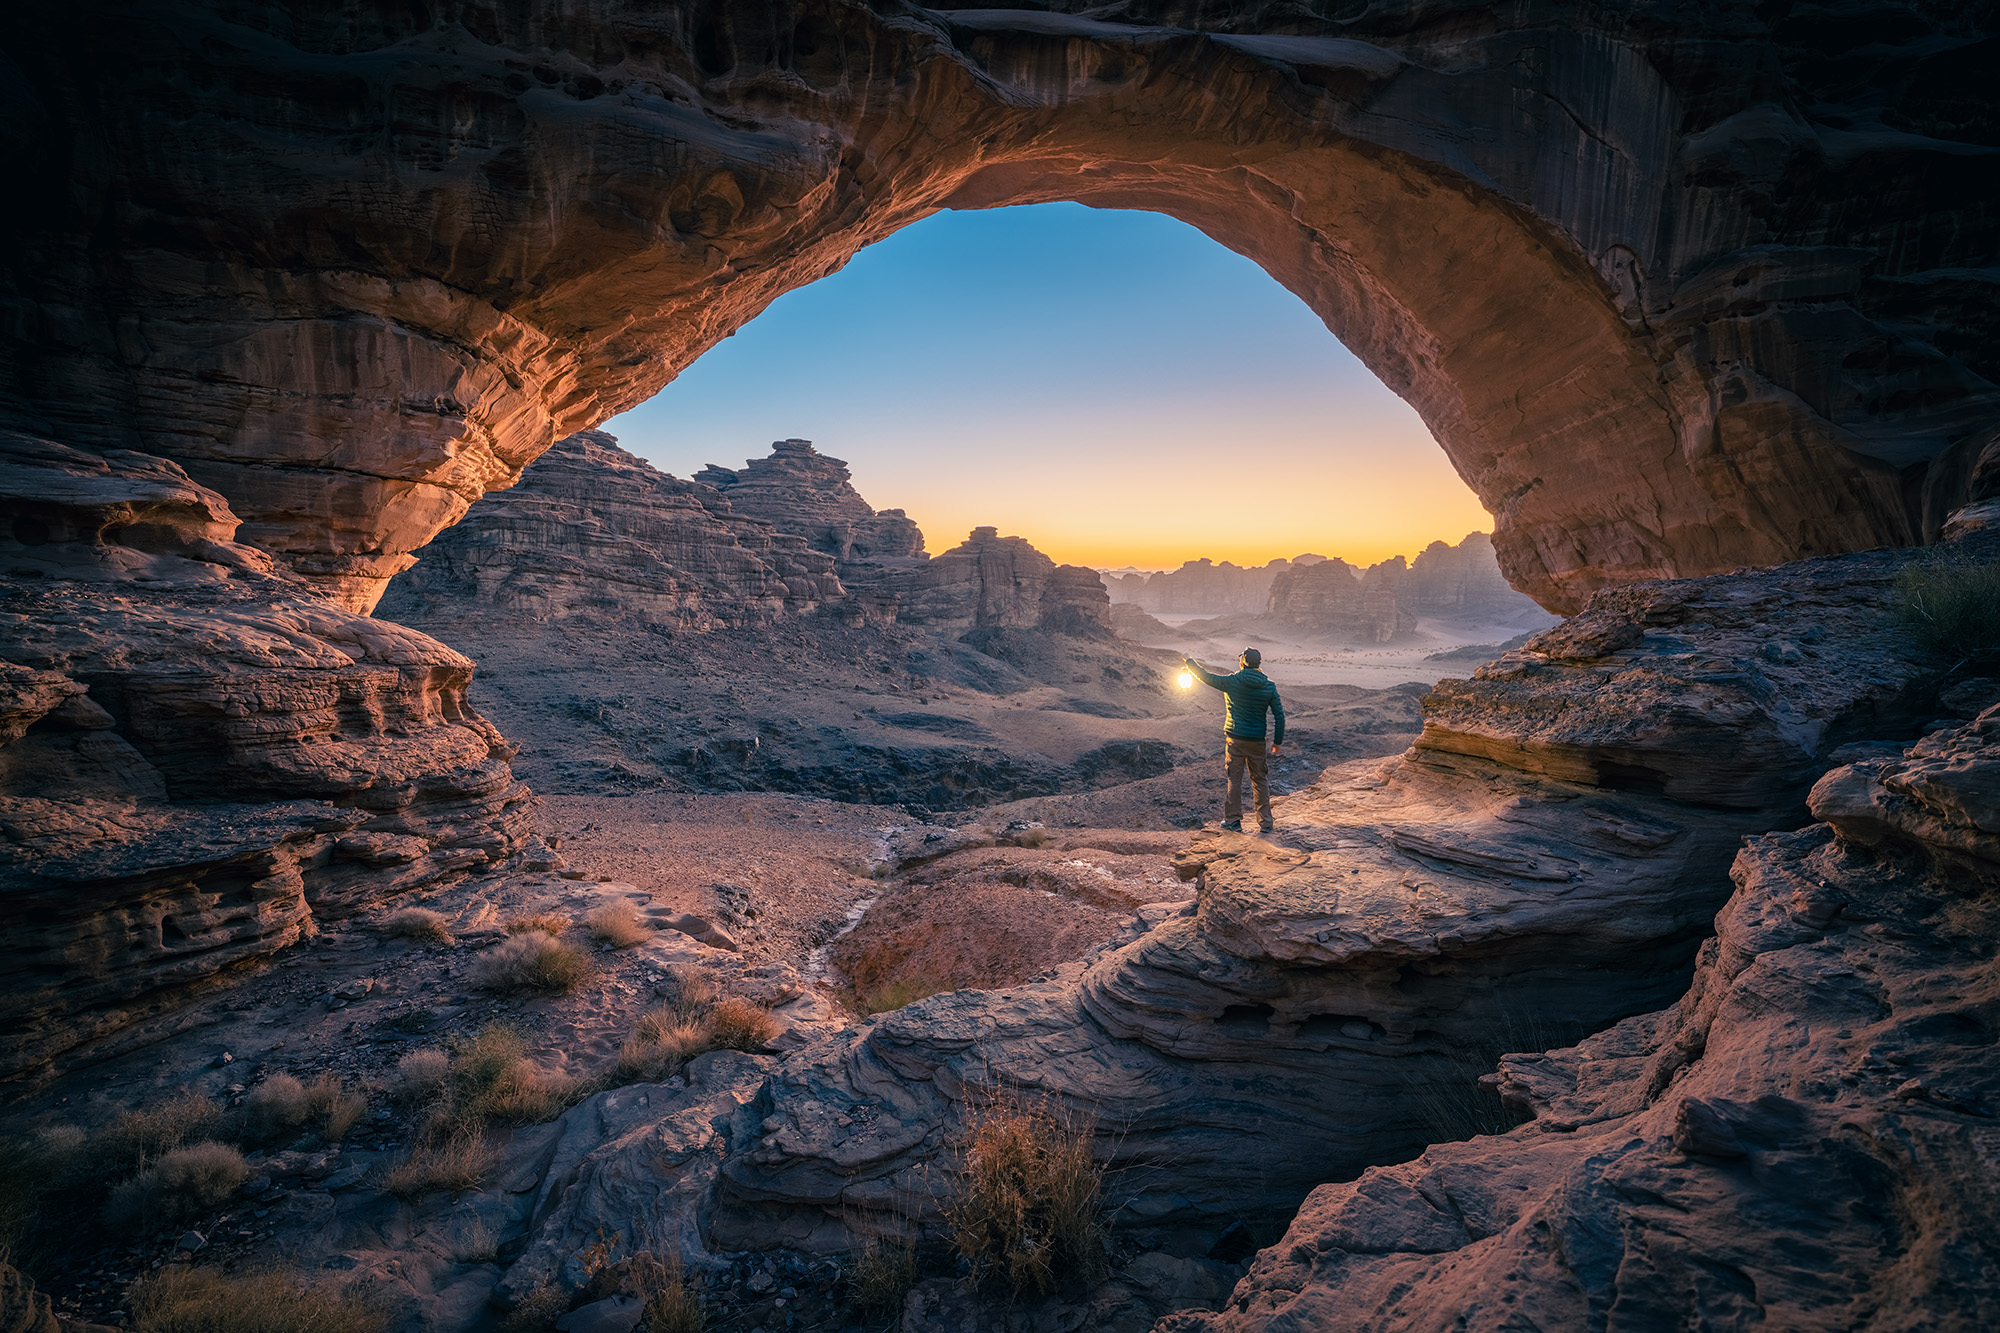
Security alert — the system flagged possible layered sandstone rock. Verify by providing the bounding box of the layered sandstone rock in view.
[695,540,1984,1254]
[1264,556,1415,642]
[379,431,843,627]
[2,3,1994,611]
[869,526,1113,637]
[0,435,532,1077]
[695,440,925,568]
[1165,706,2000,1331]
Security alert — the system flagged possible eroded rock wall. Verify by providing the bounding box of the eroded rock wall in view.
[1,2,1994,611]
[0,434,533,1077]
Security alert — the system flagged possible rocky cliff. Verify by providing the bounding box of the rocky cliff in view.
[1264,555,1416,642]
[694,439,926,568]
[381,431,846,628]
[870,526,1112,637]
[0,432,534,1078]
[1107,557,1309,617]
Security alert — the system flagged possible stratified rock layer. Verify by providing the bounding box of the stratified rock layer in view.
[1264,555,1414,642]
[0,434,533,1077]
[3,3,1995,610]
[700,540,1985,1254]
[380,430,844,628]
[1164,701,2000,1331]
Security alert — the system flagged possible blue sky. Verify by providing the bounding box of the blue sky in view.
[600,202,1489,570]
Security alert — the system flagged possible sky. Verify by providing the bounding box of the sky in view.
[599,202,1491,572]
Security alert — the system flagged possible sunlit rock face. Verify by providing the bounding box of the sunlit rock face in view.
[2,3,1995,612]
[1109,558,1306,617]
[870,526,1114,635]
[0,433,532,1077]
[696,440,926,568]
[379,430,845,627]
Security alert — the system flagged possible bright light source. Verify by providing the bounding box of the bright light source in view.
[1177,671,1194,690]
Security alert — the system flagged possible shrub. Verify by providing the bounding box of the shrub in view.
[242,1074,312,1140]
[496,1284,570,1333]
[381,1131,494,1201]
[641,1255,706,1333]
[381,906,454,945]
[243,1073,366,1143]
[656,965,717,1012]
[945,1101,1107,1299]
[106,1092,223,1171]
[505,912,572,937]
[105,1141,250,1234]
[1895,558,2000,663]
[585,901,650,948]
[129,1264,388,1333]
[849,1239,919,1320]
[0,1125,89,1271]
[307,1074,368,1142]
[704,997,780,1053]
[616,1014,709,1084]
[393,1048,453,1105]
[472,932,595,994]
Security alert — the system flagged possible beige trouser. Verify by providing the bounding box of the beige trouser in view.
[1224,737,1271,824]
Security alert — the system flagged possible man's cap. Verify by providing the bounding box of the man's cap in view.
[1240,647,1261,667]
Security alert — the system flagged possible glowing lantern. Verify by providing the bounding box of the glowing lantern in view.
[1177,671,1194,690]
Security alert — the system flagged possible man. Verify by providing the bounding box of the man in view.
[1182,648,1285,833]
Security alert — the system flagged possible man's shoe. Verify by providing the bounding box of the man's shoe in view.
[1258,820,1275,833]
[1219,819,1243,832]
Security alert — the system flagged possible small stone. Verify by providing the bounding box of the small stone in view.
[214,1052,233,1066]
[1895,1078,1928,1101]
[176,1231,206,1252]
[747,1271,775,1293]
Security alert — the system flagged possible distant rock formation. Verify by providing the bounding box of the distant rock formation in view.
[1403,532,1539,618]
[1265,557,1415,643]
[1106,556,1321,617]
[868,526,1112,637]
[384,434,1108,638]
[695,439,926,567]
[380,432,844,628]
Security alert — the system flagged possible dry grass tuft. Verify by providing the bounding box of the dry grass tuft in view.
[381,1131,494,1201]
[505,912,572,937]
[946,1101,1108,1299]
[849,1239,920,1319]
[704,996,780,1052]
[107,1092,223,1169]
[496,1283,570,1333]
[393,1048,453,1105]
[381,906,454,945]
[657,964,717,1011]
[129,1264,389,1333]
[1896,558,2000,663]
[585,900,651,948]
[472,932,596,994]
[243,1073,366,1143]
[616,1014,710,1084]
[105,1141,249,1234]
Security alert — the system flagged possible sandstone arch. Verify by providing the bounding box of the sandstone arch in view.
[3,2,1994,612]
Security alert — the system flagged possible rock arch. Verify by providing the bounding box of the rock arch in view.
[3,2,1994,611]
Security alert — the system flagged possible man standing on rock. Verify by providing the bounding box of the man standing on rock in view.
[1181,648,1285,833]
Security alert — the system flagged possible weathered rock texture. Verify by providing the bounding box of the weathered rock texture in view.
[698,540,1985,1255]
[3,2,1996,612]
[0,432,533,1077]
[696,439,926,568]
[380,430,845,627]
[1164,700,2000,1331]
[384,432,1111,636]
[872,526,1113,636]
[1401,532,1539,620]
[1265,555,1415,642]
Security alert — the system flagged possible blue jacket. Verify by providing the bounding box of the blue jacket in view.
[1187,662,1285,744]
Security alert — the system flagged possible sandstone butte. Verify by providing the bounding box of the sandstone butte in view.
[0,2,1998,1332]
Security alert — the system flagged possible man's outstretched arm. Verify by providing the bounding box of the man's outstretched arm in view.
[1181,655,1226,689]
[1270,690,1286,748]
